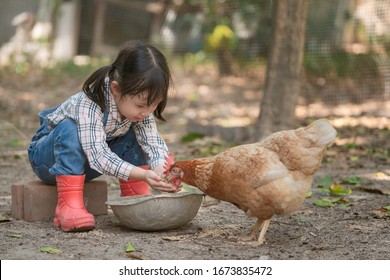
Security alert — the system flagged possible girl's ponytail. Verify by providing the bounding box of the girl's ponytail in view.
[82,65,113,112]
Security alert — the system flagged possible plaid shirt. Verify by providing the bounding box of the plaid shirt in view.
[46,81,169,180]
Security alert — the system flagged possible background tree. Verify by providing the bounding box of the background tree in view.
[254,0,309,140]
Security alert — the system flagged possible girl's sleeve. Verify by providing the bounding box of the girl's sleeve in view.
[76,100,134,180]
[132,114,169,170]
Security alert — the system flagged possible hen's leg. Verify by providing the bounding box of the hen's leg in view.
[250,219,263,239]
[238,219,262,243]
[240,218,271,245]
[257,218,271,245]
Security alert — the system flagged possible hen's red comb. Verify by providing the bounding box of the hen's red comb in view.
[163,153,175,172]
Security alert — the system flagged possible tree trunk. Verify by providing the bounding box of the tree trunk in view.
[217,47,233,75]
[254,0,308,140]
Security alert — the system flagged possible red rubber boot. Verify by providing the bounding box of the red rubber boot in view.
[119,165,151,196]
[54,175,95,232]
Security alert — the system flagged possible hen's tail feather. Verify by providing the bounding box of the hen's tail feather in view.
[306,119,337,147]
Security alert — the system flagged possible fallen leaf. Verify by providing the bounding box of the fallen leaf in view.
[338,203,351,208]
[124,242,135,253]
[331,197,352,206]
[293,216,312,225]
[9,233,23,238]
[325,157,334,163]
[340,176,362,185]
[314,198,335,208]
[349,155,359,161]
[313,197,352,208]
[371,206,390,218]
[181,132,205,143]
[40,247,63,254]
[315,176,334,189]
[380,205,390,215]
[317,187,331,194]
[344,143,359,149]
[330,184,352,196]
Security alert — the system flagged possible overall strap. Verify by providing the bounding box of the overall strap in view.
[102,110,109,127]
[38,104,61,125]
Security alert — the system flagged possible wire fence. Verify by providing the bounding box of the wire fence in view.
[0,0,389,116]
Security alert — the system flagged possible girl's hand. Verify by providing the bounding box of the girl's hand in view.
[129,166,177,192]
[144,170,177,192]
[153,164,182,192]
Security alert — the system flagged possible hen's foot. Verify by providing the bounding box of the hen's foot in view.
[238,235,266,246]
[201,196,220,207]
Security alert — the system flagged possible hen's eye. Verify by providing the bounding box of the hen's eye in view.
[172,167,180,173]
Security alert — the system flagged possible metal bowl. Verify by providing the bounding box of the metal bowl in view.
[106,189,204,231]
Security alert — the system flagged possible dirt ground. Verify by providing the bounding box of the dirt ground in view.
[0,65,389,260]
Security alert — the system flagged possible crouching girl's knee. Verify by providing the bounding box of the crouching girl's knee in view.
[54,119,82,148]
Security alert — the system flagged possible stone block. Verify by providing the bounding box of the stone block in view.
[11,180,108,222]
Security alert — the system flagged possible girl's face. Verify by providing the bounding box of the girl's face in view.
[111,81,158,122]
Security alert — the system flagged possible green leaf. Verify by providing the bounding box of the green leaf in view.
[325,156,334,163]
[338,203,351,208]
[336,197,352,207]
[344,143,359,149]
[317,187,331,194]
[340,176,362,185]
[181,132,205,143]
[40,247,63,254]
[330,184,352,196]
[9,233,23,238]
[316,176,334,189]
[330,197,347,203]
[383,205,390,215]
[305,191,313,198]
[313,197,352,208]
[293,216,312,225]
[314,198,335,208]
[349,155,359,161]
[124,242,135,253]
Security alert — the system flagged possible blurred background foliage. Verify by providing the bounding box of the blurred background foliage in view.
[0,0,389,112]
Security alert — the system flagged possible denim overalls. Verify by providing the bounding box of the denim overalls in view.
[28,105,147,185]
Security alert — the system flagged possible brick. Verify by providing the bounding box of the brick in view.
[82,180,108,216]
[11,180,108,222]
[11,184,25,220]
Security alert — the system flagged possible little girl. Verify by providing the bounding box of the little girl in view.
[28,41,177,232]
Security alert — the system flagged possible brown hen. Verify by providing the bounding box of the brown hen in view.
[167,119,337,245]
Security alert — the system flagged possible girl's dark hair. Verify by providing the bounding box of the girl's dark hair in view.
[83,40,172,121]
